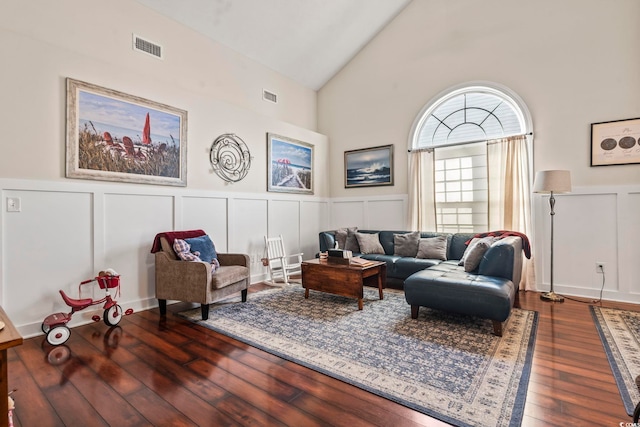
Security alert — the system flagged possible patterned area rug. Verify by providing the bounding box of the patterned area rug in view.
[591,306,640,415]
[179,286,538,427]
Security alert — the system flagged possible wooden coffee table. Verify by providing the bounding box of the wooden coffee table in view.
[301,258,386,310]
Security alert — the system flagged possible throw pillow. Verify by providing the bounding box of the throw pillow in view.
[459,236,495,267]
[173,239,202,262]
[335,227,357,249]
[463,239,494,272]
[345,228,361,252]
[355,232,384,254]
[185,235,217,263]
[416,235,448,260]
[394,231,420,257]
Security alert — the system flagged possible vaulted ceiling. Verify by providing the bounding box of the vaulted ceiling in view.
[134,0,411,90]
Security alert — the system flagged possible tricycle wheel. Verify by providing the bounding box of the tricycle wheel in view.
[41,322,50,334]
[104,305,123,326]
[46,325,71,346]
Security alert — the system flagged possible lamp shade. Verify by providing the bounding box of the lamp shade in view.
[533,170,572,193]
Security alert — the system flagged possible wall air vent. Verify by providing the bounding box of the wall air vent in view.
[262,89,278,104]
[132,34,163,60]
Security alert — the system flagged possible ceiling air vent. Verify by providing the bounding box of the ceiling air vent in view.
[262,89,278,104]
[132,34,163,60]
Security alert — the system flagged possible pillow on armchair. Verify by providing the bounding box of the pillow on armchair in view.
[173,239,202,262]
[185,235,218,263]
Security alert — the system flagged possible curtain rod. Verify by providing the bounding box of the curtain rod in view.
[408,132,533,153]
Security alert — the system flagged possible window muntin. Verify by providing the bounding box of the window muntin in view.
[416,89,525,148]
[434,143,487,233]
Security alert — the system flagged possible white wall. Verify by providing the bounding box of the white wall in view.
[318,0,640,301]
[0,0,331,337]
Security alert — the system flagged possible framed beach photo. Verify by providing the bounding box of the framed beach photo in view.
[590,117,640,166]
[267,133,313,194]
[66,78,188,186]
[344,144,394,188]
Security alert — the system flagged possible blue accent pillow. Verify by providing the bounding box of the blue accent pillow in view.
[185,235,217,263]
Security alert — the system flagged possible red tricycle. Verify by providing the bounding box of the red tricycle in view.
[42,272,126,346]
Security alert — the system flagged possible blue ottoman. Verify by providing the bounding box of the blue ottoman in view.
[404,262,516,336]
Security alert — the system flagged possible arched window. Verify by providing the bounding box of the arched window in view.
[414,86,527,148]
[409,83,532,233]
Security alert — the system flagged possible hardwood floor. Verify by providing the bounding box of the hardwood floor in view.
[7,285,639,426]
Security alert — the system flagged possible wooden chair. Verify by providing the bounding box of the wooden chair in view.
[264,235,303,285]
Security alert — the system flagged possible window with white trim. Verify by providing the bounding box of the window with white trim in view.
[412,85,527,232]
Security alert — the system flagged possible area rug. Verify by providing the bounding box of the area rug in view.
[179,286,538,427]
[591,306,640,415]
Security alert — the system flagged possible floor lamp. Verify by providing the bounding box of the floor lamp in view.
[533,170,572,302]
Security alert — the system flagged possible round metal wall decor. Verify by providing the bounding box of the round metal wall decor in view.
[209,133,251,183]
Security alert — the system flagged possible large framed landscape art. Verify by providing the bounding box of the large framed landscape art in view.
[66,78,188,186]
[344,144,394,188]
[267,133,313,194]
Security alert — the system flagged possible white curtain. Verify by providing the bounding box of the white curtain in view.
[487,135,535,290]
[407,148,436,231]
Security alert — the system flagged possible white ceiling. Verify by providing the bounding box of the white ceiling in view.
[134,0,411,90]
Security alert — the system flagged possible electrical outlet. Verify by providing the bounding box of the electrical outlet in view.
[596,262,605,273]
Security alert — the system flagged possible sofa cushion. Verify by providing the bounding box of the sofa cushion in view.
[448,233,476,260]
[356,232,384,254]
[394,231,420,257]
[360,253,401,276]
[416,236,448,261]
[185,235,217,263]
[394,257,440,279]
[211,265,250,290]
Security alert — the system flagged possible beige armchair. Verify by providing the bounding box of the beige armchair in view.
[153,234,250,320]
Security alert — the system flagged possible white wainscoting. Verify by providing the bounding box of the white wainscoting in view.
[533,185,640,304]
[0,179,329,337]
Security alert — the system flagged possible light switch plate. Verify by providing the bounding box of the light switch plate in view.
[7,197,21,212]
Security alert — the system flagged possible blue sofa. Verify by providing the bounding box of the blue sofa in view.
[318,230,523,336]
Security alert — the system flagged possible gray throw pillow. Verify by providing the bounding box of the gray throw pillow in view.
[355,232,384,254]
[394,231,420,257]
[463,239,493,272]
[345,228,361,252]
[459,237,496,268]
[335,227,357,249]
[416,236,448,260]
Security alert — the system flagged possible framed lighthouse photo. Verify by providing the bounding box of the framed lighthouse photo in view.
[65,78,188,186]
[267,133,314,194]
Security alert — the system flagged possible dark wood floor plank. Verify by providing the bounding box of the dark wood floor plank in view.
[182,340,302,401]
[123,355,238,426]
[187,357,326,427]
[125,388,198,427]
[125,341,228,403]
[8,351,64,427]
